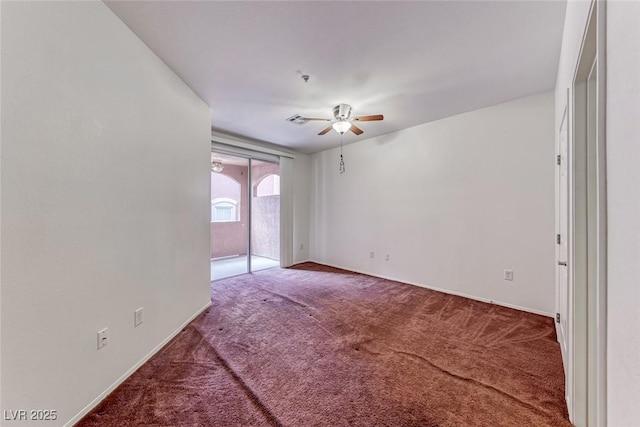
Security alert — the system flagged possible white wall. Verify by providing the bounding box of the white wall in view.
[1,2,211,425]
[310,92,556,315]
[293,153,311,263]
[606,1,640,424]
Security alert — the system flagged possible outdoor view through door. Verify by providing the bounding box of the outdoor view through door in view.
[211,152,280,281]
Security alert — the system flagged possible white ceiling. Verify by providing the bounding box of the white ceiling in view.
[106,1,566,154]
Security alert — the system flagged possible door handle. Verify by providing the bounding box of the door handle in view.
[558,261,567,266]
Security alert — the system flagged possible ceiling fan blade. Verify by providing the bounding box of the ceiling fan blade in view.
[303,117,332,121]
[318,125,333,136]
[353,114,384,122]
[350,124,364,135]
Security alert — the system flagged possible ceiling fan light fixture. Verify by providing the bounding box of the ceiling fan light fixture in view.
[332,121,352,134]
[211,161,224,173]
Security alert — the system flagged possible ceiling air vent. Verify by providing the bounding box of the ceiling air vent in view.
[285,114,308,125]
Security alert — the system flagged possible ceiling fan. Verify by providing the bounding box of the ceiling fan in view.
[288,104,384,136]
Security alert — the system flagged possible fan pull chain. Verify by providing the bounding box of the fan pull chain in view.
[339,133,346,174]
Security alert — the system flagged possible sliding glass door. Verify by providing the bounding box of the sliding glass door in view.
[210,153,249,280]
[250,160,280,272]
[210,152,280,281]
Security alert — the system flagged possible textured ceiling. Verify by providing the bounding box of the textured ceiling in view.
[106,1,566,153]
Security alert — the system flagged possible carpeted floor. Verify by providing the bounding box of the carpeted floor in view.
[79,262,571,426]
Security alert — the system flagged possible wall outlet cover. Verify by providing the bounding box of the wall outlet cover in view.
[134,307,143,327]
[504,270,514,281]
[97,328,108,349]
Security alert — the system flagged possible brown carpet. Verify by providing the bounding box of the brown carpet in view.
[79,262,571,426]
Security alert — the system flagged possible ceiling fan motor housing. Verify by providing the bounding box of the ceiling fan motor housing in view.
[333,104,352,120]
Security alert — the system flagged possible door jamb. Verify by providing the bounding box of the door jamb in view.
[567,0,607,425]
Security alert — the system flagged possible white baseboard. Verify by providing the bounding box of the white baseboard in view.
[308,259,554,318]
[64,301,212,427]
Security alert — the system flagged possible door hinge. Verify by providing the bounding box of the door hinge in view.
[557,154,561,165]
[556,234,561,245]
[556,313,561,323]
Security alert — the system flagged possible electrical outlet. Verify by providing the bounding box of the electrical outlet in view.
[385,254,390,261]
[299,243,304,250]
[134,307,143,327]
[504,269,514,281]
[97,328,108,349]
[370,251,375,259]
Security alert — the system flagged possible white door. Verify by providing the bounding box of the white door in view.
[557,105,570,376]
